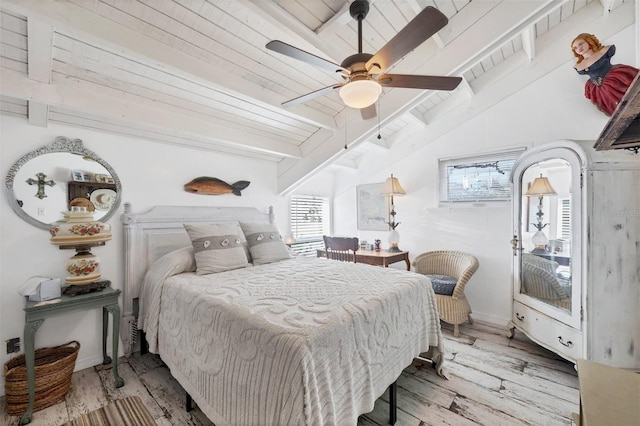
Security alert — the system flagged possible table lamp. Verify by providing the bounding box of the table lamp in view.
[525,174,557,253]
[50,206,112,287]
[380,174,406,252]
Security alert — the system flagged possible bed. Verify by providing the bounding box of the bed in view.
[121,203,444,426]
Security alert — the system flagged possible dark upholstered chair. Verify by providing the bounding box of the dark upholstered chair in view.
[323,236,359,263]
[413,250,479,337]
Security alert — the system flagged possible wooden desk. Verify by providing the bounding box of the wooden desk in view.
[574,358,640,426]
[317,249,410,271]
[20,282,124,425]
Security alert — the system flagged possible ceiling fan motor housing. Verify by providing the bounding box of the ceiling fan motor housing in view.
[341,53,377,80]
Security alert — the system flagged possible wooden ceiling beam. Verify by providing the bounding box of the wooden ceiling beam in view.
[521,25,536,61]
[2,0,337,132]
[26,17,52,127]
[243,0,340,62]
[2,68,303,159]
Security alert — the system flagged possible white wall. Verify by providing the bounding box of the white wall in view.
[0,116,287,395]
[311,26,638,326]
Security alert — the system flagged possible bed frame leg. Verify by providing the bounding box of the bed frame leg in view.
[389,381,397,425]
[186,392,193,412]
[140,331,148,355]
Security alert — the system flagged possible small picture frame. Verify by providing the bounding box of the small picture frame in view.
[71,170,86,182]
[82,172,94,182]
[95,173,113,184]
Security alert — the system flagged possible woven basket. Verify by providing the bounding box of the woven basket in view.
[3,340,80,415]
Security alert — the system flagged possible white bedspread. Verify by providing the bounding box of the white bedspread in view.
[140,254,443,426]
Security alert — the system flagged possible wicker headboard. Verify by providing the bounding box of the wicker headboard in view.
[120,202,274,355]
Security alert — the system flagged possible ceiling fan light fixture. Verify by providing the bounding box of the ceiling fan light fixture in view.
[339,80,382,108]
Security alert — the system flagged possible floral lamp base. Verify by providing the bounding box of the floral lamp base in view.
[65,249,101,285]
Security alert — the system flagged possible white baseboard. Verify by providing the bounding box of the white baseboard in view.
[471,312,510,329]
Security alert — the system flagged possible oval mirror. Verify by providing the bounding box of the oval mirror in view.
[4,136,122,230]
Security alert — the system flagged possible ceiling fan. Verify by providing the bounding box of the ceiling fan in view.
[266,0,462,119]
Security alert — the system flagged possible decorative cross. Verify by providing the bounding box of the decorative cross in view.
[26,172,56,199]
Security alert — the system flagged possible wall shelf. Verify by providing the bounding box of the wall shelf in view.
[594,73,640,152]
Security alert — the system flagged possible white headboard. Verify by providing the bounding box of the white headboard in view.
[120,202,274,354]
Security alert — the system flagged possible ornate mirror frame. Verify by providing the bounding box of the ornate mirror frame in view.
[4,136,122,230]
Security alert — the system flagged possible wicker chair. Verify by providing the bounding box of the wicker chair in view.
[413,251,479,337]
[521,254,571,310]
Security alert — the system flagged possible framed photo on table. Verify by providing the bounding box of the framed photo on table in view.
[357,183,389,231]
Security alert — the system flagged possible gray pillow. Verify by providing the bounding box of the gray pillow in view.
[184,222,250,275]
[239,222,292,265]
[427,274,458,296]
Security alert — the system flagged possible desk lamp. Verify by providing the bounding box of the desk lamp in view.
[381,174,406,252]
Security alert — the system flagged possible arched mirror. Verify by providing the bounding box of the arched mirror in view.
[511,145,582,330]
[519,158,573,311]
[4,136,122,230]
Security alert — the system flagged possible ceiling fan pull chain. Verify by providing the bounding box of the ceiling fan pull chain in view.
[344,114,348,150]
[377,97,382,140]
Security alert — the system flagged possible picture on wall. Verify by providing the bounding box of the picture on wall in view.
[357,183,389,231]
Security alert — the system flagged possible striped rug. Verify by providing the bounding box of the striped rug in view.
[63,396,157,426]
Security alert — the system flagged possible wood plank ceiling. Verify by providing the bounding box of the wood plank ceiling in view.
[0,0,634,193]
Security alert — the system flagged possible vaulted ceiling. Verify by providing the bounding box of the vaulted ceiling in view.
[0,0,634,193]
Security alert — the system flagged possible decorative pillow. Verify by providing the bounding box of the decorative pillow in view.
[239,222,292,265]
[184,222,250,275]
[427,274,458,296]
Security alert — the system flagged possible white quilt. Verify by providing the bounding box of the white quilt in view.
[139,253,443,426]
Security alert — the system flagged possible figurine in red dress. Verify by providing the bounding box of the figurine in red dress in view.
[571,33,638,116]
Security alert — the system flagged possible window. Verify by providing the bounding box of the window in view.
[439,149,524,203]
[558,198,571,241]
[289,195,330,257]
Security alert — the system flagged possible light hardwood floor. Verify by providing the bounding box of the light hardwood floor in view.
[1,321,579,426]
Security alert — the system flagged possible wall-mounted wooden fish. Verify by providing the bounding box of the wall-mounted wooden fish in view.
[184,177,250,196]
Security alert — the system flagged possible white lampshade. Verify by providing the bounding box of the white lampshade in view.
[525,174,557,197]
[380,174,406,196]
[339,80,382,109]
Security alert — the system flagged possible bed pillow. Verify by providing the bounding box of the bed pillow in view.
[240,222,292,265]
[184,222,250,275]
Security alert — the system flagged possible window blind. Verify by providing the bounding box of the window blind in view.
[290,195,329,257]
[560,198,571,241]
[439,149,523,203]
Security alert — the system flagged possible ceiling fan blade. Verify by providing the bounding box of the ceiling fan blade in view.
[281,84,343,107]
[360,104,376,120]
[266,40,347,73]
[366,7,448,73]
[378,74,462,91]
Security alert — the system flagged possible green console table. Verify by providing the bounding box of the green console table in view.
[20,281,124,425]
